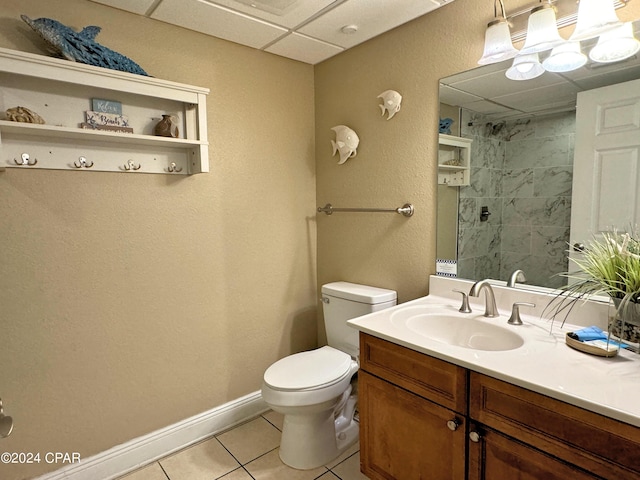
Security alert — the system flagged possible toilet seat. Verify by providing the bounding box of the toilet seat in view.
[264,346,353,391]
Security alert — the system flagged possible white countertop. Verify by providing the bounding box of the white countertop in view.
[348,276,640,428]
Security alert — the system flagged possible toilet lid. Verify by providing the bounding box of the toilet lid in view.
[264,346,353,391]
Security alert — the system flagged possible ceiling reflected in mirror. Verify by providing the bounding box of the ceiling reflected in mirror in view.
[441,21,640,122]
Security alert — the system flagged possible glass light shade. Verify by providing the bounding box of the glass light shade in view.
[542,42,588,72]
[478,19,520,65]
[589,22,640,63]
[520,5,565,55]
[569,0,622,42]
[506,53,545,80]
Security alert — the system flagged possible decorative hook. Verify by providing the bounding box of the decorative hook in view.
[123,159,141,171]
[167,162,183,173]
[14,153,37,166]
[0,398,14,439]
[73,156,94,168]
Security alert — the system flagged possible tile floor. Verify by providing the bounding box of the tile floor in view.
[119,411,368,480]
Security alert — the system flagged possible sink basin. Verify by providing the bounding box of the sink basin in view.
[391,307,524,351]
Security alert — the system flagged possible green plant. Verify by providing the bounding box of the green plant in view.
[544,229,640,324]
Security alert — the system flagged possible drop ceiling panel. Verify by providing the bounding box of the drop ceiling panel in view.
[151,0,287,49]
[89,0,455,64]
[450,69,566,100]
[439,85,483,107]
[90,0,156,15]
[563,63,640,91]
[202,0,338,28]
[298,0,450,49]
[442,61,509,85]
[458,100,515,116]
[266,32,344,64]
[494,82,581,112]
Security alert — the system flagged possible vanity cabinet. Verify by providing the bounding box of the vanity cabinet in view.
[0,47,209,175]
[469,373,640,480]
[359,333,640,480]
[359,333,467,480]
[467,427,599,480]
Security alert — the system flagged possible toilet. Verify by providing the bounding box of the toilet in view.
[261,281,397,470]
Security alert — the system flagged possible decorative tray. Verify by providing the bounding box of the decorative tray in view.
[565,333,619,357]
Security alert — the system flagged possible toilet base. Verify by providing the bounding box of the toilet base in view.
[277,388,359,470]
[278,409,358,470]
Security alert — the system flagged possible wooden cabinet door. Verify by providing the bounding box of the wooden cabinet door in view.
[359,370,466,480]
[470,372,640,479]
[468,426,601,480]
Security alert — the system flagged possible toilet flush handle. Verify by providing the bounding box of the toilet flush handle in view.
[322,297,330,304]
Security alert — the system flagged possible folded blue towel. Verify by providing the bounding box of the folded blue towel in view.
[569,326,607,341]
[568,326,629,348]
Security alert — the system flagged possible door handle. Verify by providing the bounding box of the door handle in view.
[573,242,586,252]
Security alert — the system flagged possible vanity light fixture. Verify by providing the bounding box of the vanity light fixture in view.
[569,0,622,41]
[478,0,519,65]
[494,0,635,79]
[542,41,588,72]
[519,2,565,55]
[589,22,640,63]
[506,52,545,80]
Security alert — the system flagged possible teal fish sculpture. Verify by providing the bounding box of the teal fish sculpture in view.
[21,15,149,76]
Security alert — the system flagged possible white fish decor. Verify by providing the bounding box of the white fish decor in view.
[377,90,402,120]
[331,125,359,165]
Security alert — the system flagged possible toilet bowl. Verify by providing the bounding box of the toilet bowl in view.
[262,346,359,469]
[261,282,397,470]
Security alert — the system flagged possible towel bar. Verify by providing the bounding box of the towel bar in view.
[317,203,414,217]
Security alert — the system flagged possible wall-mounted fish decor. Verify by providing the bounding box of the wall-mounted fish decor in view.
[331,125,359,165]
[21,15,149,76]
[378,90,402,120]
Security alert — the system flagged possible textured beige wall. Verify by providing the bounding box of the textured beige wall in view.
[0,1,316,478]
[315,0,487,312]
[315,0,640,333]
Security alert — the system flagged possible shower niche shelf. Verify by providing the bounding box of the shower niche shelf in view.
[0,47,209,175]
[438,134,471,186]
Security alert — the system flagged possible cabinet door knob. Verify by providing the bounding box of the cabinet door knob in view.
[469,430,483,443]
[446,418,460,431]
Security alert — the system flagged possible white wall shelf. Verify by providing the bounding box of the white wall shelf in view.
[438,133,471,186]
[0,47,209,175]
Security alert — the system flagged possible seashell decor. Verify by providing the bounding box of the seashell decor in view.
[6,106,45,124]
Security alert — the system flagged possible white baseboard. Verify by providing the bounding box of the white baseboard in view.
[36,391,268,480]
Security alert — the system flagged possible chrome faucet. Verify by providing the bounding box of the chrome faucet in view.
[468,280,500,317]
[507,269,526,288]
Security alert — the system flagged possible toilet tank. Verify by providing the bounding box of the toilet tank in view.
[321,282,397,358]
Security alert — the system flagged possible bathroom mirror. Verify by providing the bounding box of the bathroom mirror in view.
[437,19,640,289]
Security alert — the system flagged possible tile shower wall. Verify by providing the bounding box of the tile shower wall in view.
[458,110,574,289]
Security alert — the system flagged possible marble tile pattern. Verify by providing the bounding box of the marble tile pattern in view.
[455,110,574,288]
[118,411,367,480]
